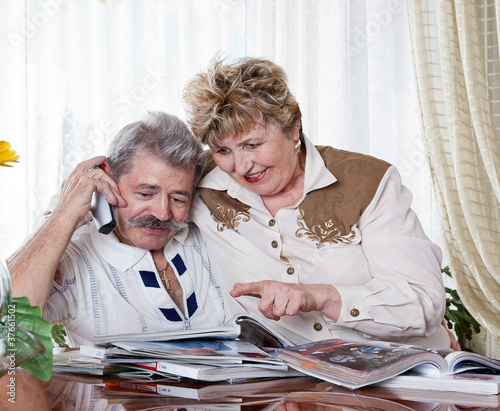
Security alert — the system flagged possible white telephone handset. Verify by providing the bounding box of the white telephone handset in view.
[89,166,116,234]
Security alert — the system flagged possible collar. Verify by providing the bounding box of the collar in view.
[198,135,337,201]
[302,134,337,191]
[89,221,192,272]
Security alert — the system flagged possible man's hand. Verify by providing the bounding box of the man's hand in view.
[55,156,127,226]
[7,156,127,307]
[230,280,342,321]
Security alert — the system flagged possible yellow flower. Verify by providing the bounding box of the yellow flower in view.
[0,141,20,167]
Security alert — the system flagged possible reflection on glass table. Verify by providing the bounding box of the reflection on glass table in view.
[1,371,497,411]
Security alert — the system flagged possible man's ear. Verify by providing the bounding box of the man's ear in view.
[101,161,112,175]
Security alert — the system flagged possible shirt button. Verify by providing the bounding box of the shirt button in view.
[287,267,295,275]
[313,323,323,331]
[271,240,279,248]
[350,308,360,317]
[268,219,276,227]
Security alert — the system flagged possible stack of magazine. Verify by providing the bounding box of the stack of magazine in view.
[53,313,300,382]
[53,313,500,393]
[100,339,302,382]
[53,340,302,382]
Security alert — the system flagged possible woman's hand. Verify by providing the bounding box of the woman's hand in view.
[230,280,342,321]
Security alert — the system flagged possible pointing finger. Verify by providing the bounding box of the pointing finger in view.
[230,282,264,298]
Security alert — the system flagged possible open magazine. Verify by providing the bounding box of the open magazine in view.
[93,312,295,348]
[267,338,500,390]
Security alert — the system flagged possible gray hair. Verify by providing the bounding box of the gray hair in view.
[106,111,205,187]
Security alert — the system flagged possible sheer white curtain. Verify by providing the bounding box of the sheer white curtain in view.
[0,0,440,263]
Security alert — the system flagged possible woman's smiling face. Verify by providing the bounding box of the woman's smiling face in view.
[210,122,302,197]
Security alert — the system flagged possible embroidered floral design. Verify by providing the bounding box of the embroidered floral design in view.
[295,209,356,249]
[210,202,250,233]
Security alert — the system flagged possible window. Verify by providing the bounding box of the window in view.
[0,0,442,257]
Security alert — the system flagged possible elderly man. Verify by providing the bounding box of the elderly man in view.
[8,111,226,347]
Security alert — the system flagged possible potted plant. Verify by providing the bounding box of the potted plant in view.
[0,142,55,380]
[442,266,481,350]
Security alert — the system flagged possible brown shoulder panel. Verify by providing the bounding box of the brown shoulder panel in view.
[197,187,251,233]
[298,146,391,236]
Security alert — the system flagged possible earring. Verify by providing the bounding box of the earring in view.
[294,139,302,152]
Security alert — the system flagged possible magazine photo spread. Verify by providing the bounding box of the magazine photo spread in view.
[267,338,500,390]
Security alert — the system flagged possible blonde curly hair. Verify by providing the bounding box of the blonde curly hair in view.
[183,56,302,146]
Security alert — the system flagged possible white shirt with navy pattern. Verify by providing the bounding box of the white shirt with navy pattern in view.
[43,220,226,347]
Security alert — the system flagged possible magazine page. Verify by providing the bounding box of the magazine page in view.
[108,339,282,365]
[94,323,241,345]
[442,349,500,374]
[94,312,294,347]
[232,313,296,348]
[405,345,500,375]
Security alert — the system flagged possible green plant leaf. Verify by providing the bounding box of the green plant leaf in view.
[51,324,68,348]
[17,328,53,381]
[10,297,43,317]
[14,314,51,337]
[442,266,481,348]
[8,297,54,381]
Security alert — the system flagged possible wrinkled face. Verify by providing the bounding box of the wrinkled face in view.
[210,122,301,197]
[112,154,195,251]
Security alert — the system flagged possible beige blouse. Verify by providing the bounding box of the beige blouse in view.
[190,136,449,348]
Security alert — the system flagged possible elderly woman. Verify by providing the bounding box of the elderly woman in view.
[183,57,451,348]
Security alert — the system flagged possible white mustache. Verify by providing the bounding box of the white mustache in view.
[128,215,188,231]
